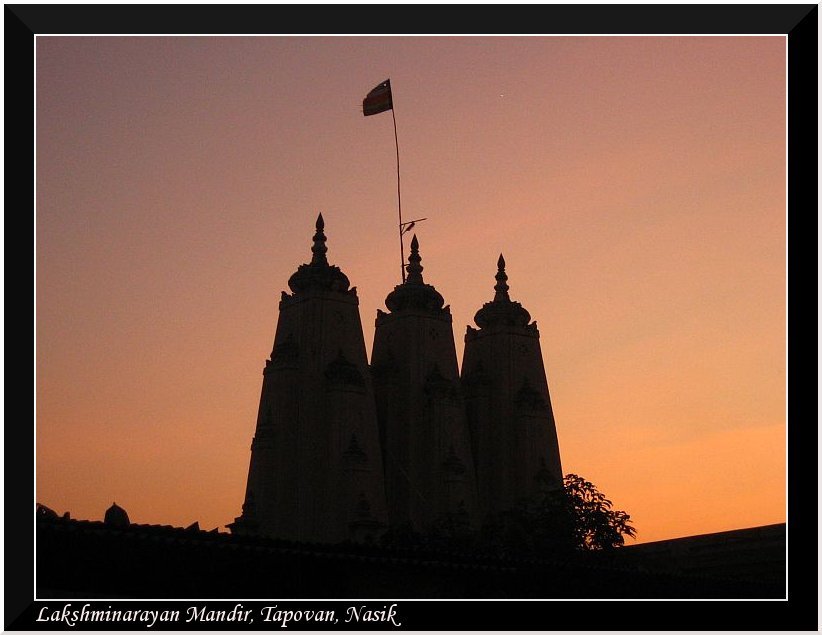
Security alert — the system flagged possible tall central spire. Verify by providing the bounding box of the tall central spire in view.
[372,231,478,533]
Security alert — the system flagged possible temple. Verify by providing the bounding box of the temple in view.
[229,214,388,542]
[232,215,563,541]
[371,234,478,531]
[32,214,787,603]
[462,254,563,518]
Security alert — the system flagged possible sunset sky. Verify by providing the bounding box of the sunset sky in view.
[35,36,786,544]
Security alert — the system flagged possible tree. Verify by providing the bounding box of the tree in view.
[561,473,637,551]
[378,473,636,556]
[479,473,636,555]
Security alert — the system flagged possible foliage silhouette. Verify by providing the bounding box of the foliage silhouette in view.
[379,473,636,557]
[562,473,637,550]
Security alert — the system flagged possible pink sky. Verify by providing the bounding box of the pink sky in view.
[36,36,785,544]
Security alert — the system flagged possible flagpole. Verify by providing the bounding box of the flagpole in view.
[363,79,404,284]
[391,107,405,283]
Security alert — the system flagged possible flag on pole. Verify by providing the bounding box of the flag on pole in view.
[363,79,393,116]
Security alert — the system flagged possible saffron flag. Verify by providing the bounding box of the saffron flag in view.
[363,79,393,116]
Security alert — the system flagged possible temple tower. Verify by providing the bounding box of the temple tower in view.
[461,255,563,520]
[231,214,388,543]
[371,236,478,532]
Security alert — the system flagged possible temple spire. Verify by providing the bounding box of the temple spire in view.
[311,213,328,266]
[494,253,510,302]
[405,234,424,284]
[382,233,445,313]
[471,253,529,329]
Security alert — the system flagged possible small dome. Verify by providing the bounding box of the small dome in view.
[104,502,130,527]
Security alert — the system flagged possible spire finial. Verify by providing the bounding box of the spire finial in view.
[311,213,328,265]
[405,234,424,284]
[494,253,510,302]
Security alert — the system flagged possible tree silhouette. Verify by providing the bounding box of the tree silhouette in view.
[562,473,636,550]
[378,473,636,557]
[476,474,636,555]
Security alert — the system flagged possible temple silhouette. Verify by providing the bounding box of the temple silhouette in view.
[228,214,563,542]
[33,213,786,600]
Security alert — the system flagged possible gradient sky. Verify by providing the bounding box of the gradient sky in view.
[36,36,786,544]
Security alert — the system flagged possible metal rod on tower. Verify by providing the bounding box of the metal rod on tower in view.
[400,218,427,235]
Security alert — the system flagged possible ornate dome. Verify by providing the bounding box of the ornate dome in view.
[287,214,351,294]
[384,235,445,312]
[473,254,532,329]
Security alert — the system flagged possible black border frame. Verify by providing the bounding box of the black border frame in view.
[7,4,817,630]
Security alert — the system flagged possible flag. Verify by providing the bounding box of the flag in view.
[363,79,392,116]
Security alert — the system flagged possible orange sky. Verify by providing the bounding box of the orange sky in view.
[36,36,785,544]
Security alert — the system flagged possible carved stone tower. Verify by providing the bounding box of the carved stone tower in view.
[231,214,388,543]
[371,236,478,532]
[461,255,563,520]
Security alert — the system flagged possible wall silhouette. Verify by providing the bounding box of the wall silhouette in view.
[35,506,785,599]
